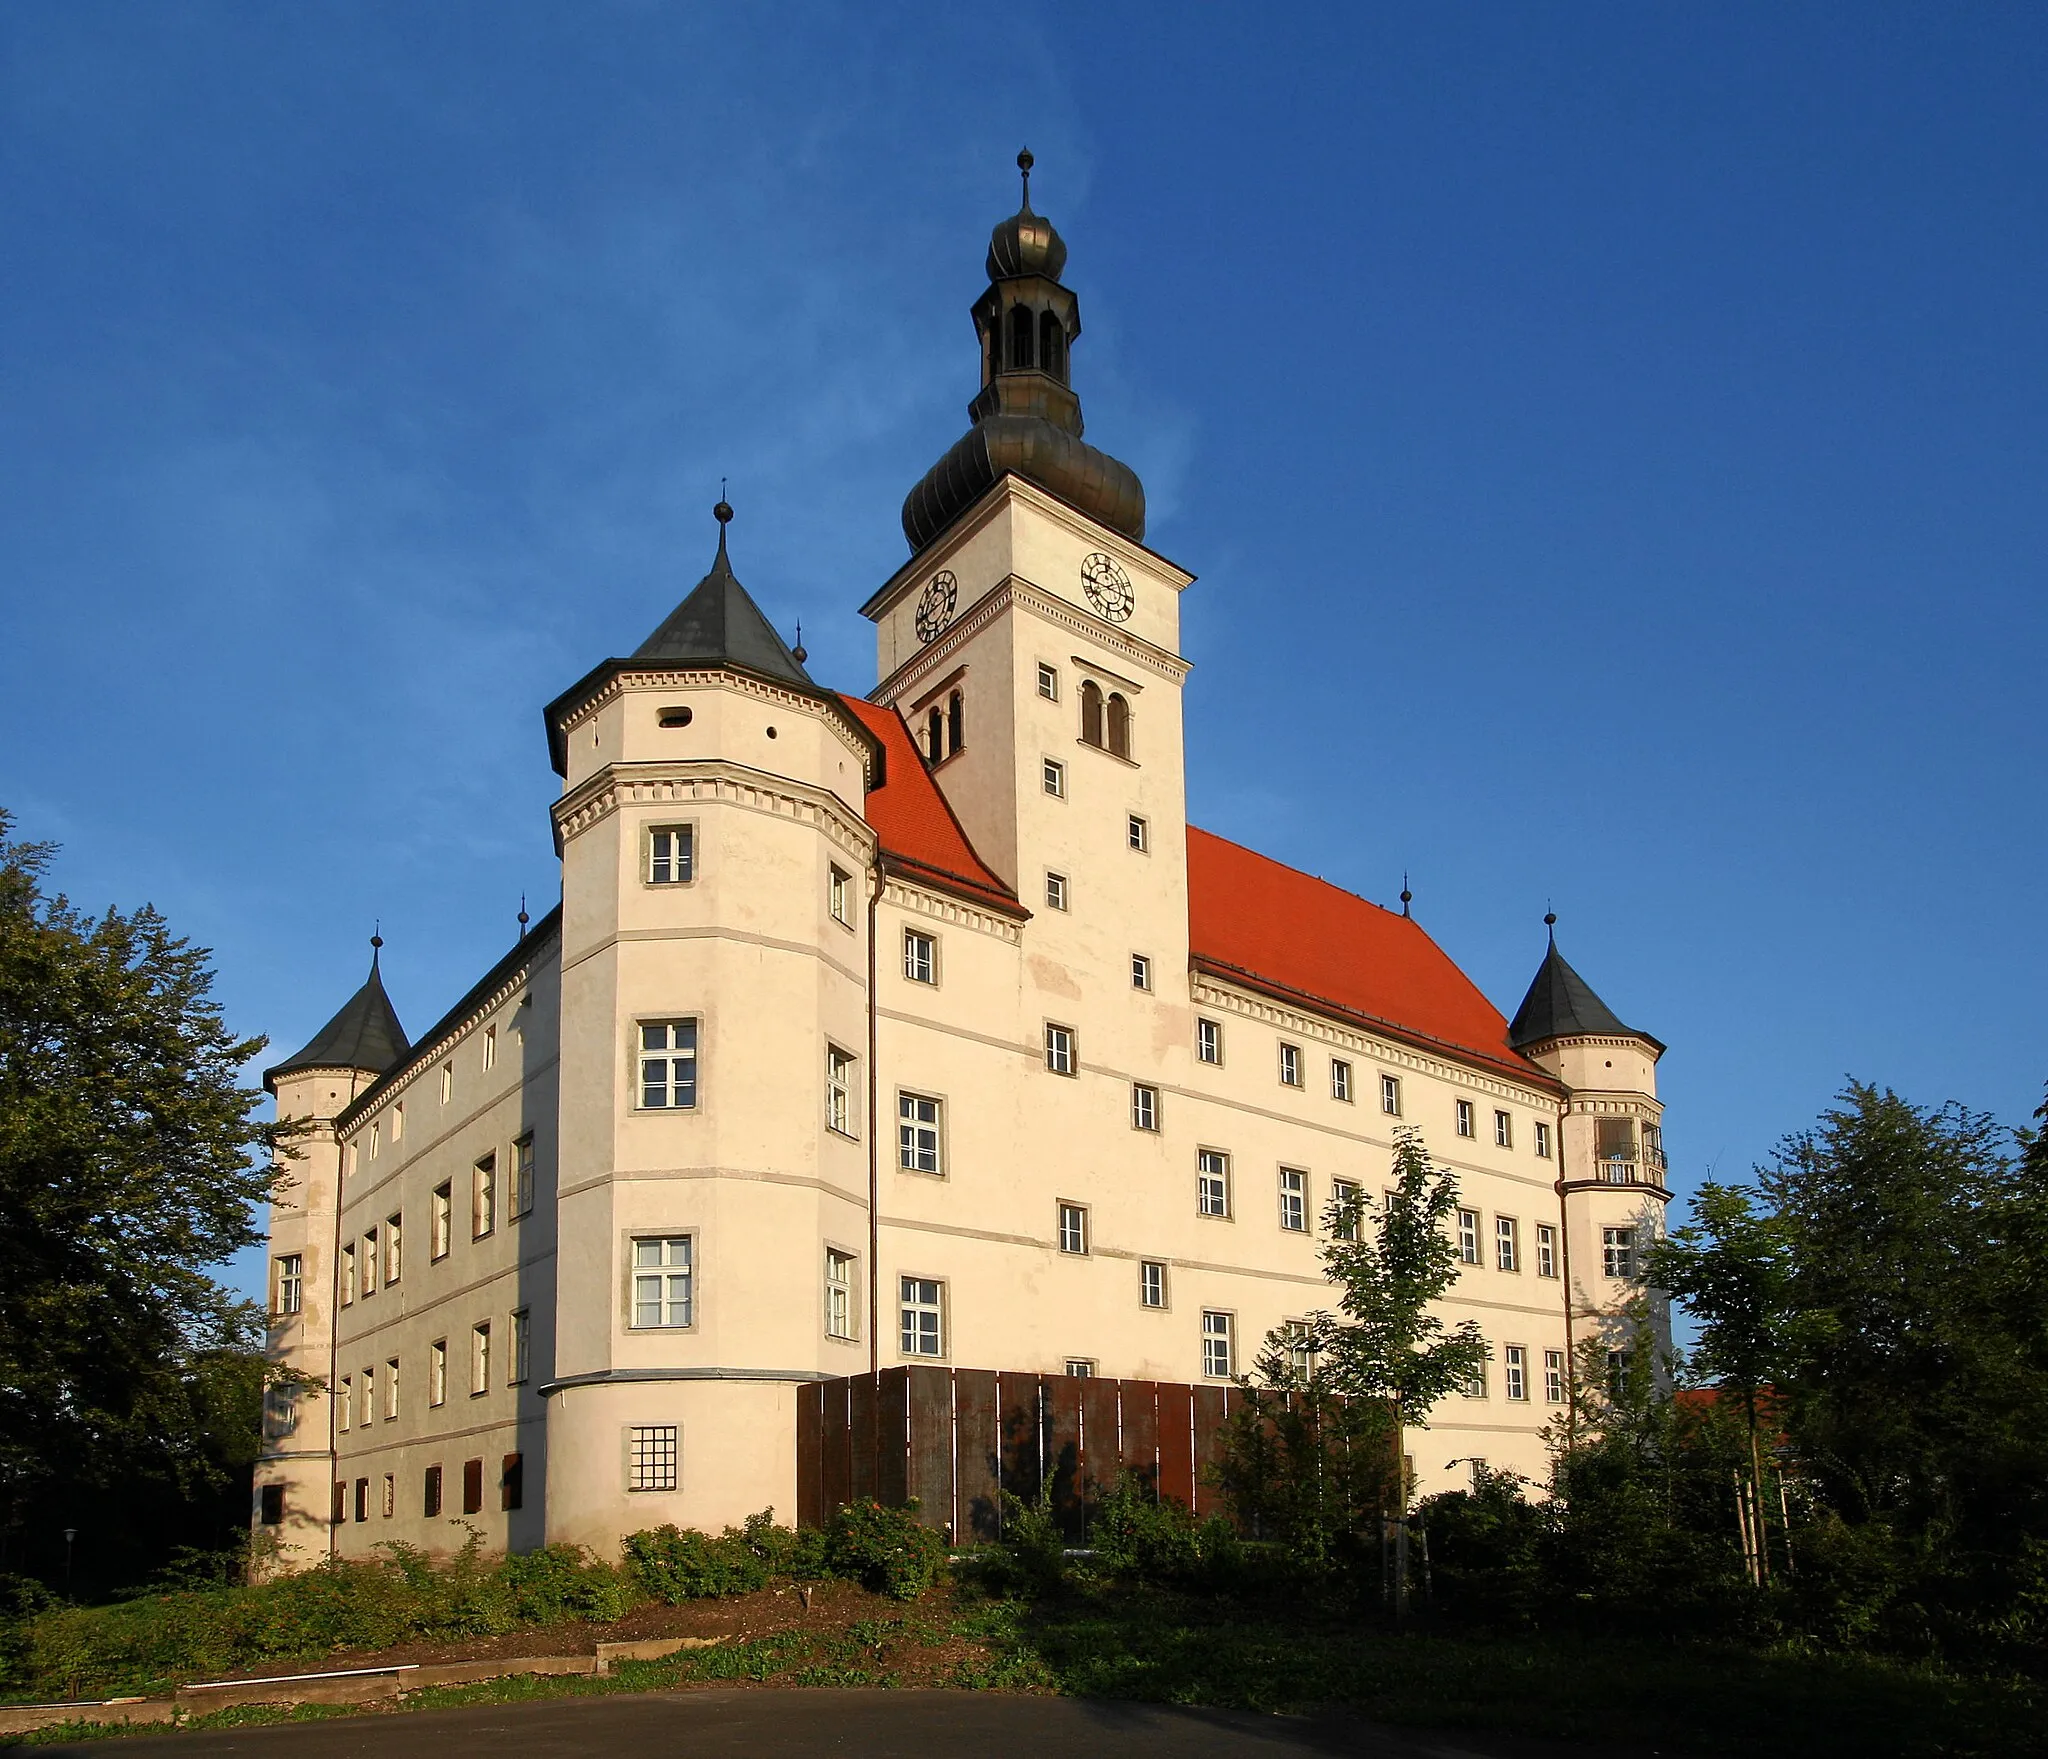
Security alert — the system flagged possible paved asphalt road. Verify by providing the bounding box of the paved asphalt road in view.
[39,1689,1664,1759]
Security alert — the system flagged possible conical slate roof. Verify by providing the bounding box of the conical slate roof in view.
[1507,935,1635,1049]
[633,520,813,687]
[265,953,410,1088]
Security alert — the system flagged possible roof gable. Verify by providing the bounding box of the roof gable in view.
[1185,828,1545,1085]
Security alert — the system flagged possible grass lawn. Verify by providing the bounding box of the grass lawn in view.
[8,1585,2042,1758]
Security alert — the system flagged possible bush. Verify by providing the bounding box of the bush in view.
[621,1525,771,1603]
[826,1499,947,1601]
[1089,1477,1211,1589]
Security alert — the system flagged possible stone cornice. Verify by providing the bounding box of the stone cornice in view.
[873,574,1191,709]
[1189,970,1559,1106]
[882,874,1026,945]
[552,759,878,866]
[554,669,879,788]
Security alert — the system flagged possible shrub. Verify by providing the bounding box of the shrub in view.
[621,1525,769,1603]
[826,1499,947,1600]
[739,1509,830,1580]
[1088,1477,1206,1588]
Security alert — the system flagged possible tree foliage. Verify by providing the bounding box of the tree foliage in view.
[0,810,283,1588]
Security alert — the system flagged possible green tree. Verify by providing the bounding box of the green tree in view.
[0,811,283,1591]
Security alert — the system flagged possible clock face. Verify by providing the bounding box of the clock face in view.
[914,570,958,644]
[1081,552,1135,623]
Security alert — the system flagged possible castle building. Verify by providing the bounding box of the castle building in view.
[254,160,1668,1569]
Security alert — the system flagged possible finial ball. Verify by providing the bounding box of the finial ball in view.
[370,932,383,950]
[713,499,734,526]
[1018,147,1033,173]
[1544,911,1557,928]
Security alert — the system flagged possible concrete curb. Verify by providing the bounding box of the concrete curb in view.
[0,1639,728,1737]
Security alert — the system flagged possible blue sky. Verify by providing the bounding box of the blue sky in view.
[4,5,2043,1305]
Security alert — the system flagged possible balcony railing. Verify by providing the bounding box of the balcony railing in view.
[1594,1146,1668,1186]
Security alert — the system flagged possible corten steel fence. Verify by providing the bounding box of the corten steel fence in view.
[797,1365,1251,1541]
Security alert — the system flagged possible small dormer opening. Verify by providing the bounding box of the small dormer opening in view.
[1039,310,1066,382]
[1007,304,1035,371]
[1106,692,1131,759]
[1080,679,1105,747]
[658,706,693,729]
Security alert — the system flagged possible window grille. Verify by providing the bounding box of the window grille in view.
[629,1426,679,1493]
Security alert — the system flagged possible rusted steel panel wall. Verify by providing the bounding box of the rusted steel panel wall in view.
[820,1379,852,1521]
[1117,1380,1162,1492]
[848,1374,878,1504]
[907,1367,955,1533]
[954,1368,1002,1539]
[795,1383,824,1530]
[1156,1381,1197,1507]
[876,1367,911,1508]
[1078,1378,1120,1497]
[996,1371,1043,1507]
[1191,1384,1233,1517]
[1043,1375,1085,1539]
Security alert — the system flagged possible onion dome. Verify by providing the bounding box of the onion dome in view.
[902,151,1145,555]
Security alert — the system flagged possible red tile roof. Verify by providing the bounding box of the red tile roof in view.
[836,696,1025,917]
[1186,827,1552,1088]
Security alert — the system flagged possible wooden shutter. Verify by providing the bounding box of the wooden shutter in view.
[462,1457,484,1514]
[501,1452,524,1511]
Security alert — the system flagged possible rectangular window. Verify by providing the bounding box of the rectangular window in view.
[1044,1022,1076,1076]
[423,1464,443,1517]
[1278,1043,1301,1088]
[1330,1178,1362,1241]
[1198,1149,1231,1218]
[1058,1202,1088,1254]
[826,1249,857,1340]
[897,1092,942,1173]
[429,1339,447,1407]
[501,1453,524,1512]
[1202,1310,1234,1379]
[1462,1356,1487,1399]
[1131,1082,1159,1132]
[1042,757,1065,798]
[1597,1116,1637,1181]
[384,1358,399,1421]
[471,1322,490,1396]
[361,1363,376,1422]
[1504,1344,1528,1402]
[640,1019,699,1109]
[903,929,936,984]
[385,1215,402,1284]
[1456,1099,1475,1138]
[361,1229,378,1296]
[510,1311,530,1385]
[1140,1260,1166,1308]
[473,1156,496,1238]
[1278,1167,1307,1232]
[1130,952,1151,990]
[513,1134,535,1217]
[1036,662,1059,700]
[260,1483,285,1526]
[1331,1059,1352,1103]
[1283,1319,1316,1381]
[899,1276,944,1358]
[462,1458,484,1515]
[340,1243,355,1306]
[1533,1120,1552,1159]
[1494,1109,1513,1148]
[440,1063,453,1105]
[632,1236,694,1329]
[1127,813,1148,852]
[338,1376,352,1433]
[1457,1208,1480,1265]
[1608,1349,1634,1398]
[826,1046,856,1136]
[1197,1018,1222,1064]
[829,865,853,926]
[1544,1348,1566,1404]
[1045,871,1068,910]
[392,1102,404,1143]
[629,1425,679,1492]
[356,1478,370,1523]
[648,825,694,885]
[1536,1222,1558,1278]
[483,1024,497,1072]
[1496,1215,1520,1272]
[431,1183,452,1259]
[1380,1073,1402,1115]
[1065,1359,1096,1378]
[370,1120,380,1161]
[1603,1226,1636,1280]
[274,1254,303,1316]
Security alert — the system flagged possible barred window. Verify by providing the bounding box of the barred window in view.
[639,1020,699,1109]
[628,1425,679,1492]
[898,1092,942,1173]
[632,1236,694,1329]
[900,1276,944,1358]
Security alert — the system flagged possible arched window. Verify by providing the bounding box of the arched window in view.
[1007,304,1035,372]
[1080,679,1104,748]
[1039,310,1065,381]
[1106,693,1132,760]
[946,690,964,757]
[926,707,945,763]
